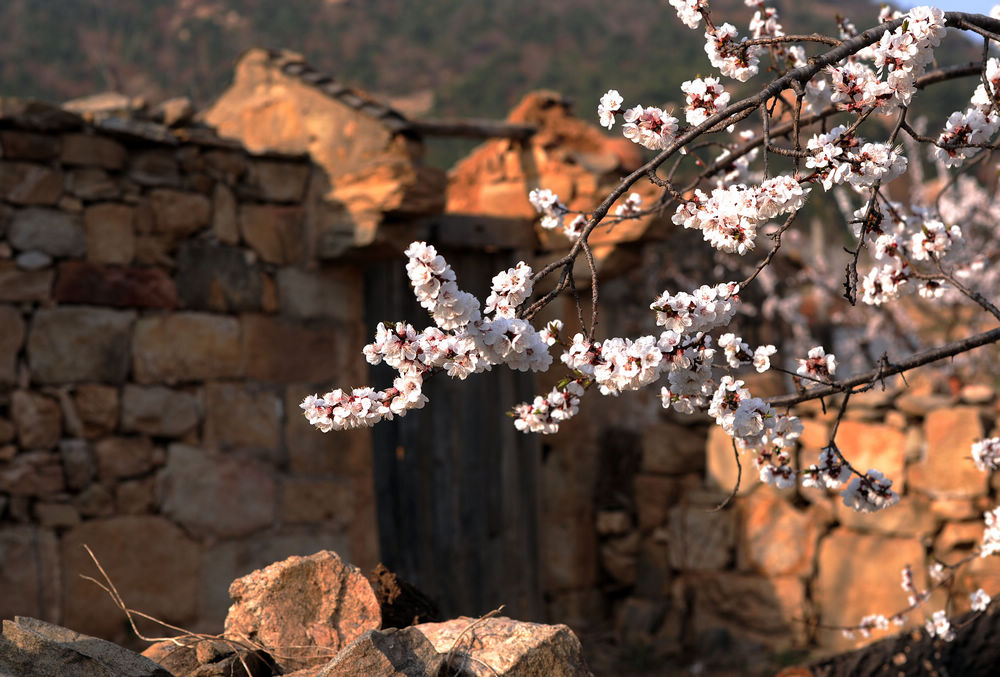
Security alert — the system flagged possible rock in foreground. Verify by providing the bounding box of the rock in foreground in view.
[223,550,381,672]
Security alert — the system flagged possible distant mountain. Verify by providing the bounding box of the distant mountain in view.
[0,0,981,156]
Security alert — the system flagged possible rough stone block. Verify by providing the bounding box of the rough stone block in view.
[212,183,239,244]
[148,188,211,236]
[0,162,63,205]
[244,159,311,202]
[59,438,96,490]
[0,261,52,302]
[316,627,442,677]
[738,489,823,577]
[241,315,347,384]
[833,420,906,485]
[0,130,61,161]
[224,550,381,672]
[667,503,735,570]
[280,477,355,526]
[61,516,200,642]
[128,149,180,187]
[54,262,177,309]
[814,530,926,650]
[176,241,262,312]
[240,204,305,264]
[641,421,707,475]
[158,443,275,538]
[416,616,590,677]
[72,384,119,439]
[0,305,24,384]
[11,390,61,449]
[689,573,806,651]
[83,203,135,264]
[133,312,242,384]
[203,382,279,452]
[7,208,85,257]
[66,167,120,200]
[909,407,987,499]
[60,133,127,169]
[0,527,60,624]
[276,266,361,321]
[0,450,65,497]
[0,616,173,677]
[120,384,200,438]
[94,436,155,481]
[28,306,135,383]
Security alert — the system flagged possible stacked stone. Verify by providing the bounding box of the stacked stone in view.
[585,370,1000,671]
[0,101,377,644]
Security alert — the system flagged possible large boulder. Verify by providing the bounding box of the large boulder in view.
[0,616,173,677]
[223,550,381,672]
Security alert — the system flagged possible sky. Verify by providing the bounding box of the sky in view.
[895,0,997,12]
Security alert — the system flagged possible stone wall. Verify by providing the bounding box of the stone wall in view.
[584,369,1000,671]
[0,101,378,644]
[2,72,999,674]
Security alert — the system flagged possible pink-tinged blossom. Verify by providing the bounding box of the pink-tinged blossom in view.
[668,0,706,30]
[971,588,992,612]
[671,179,809,255]
[529,188,567,231]
[802,448,851,489]
[597,89,623,129]
[752,345,776,373]
[797,346,837,379]
[972,438,1000,472]
[841,469,900,513]
[485,261,533,318]
[862,261,911,306]
[910,220,962,261]
[705,23,760,82]
[972,59,1000,112]
[925,610,955,642]
[856,614,890,639]
[650,282,739,334]
[622,105,679,150]
[982,507,1000,557]
[513,380,585,434]
[614,192,643,218]
[405,241,481,330]
[564,214,587,240]
[932,108,1000,168]
[681,77,730,126]
[539,319,563,347]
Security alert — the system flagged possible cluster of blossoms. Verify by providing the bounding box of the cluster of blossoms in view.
[933,108,1000,168]
[840,469,900,513]
[982,507,1000,557]
[805,125,907,192]
[932,57,1000,167]
[681,77,730,126]
[512,381,585,434]
[704,22,761,82]
[671,175,810,254]
[667,0,706,30]
[796,345,837,380]
[857,202,964,305]
[613,192,643,218]
[801,448,851,490]
[827,6,945,112]
[623,105,680,150]
[303,243,554,432]
[925,610,955,642]
[971,437,1000,472]
[529,188,569,232]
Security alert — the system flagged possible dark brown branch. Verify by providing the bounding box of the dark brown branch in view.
[767,325,1000,408]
